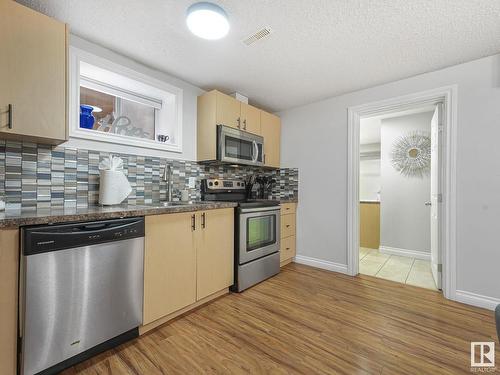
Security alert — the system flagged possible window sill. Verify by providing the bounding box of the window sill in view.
[70,127,182,153]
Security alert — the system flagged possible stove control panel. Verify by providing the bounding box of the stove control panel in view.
[202,179,246,191]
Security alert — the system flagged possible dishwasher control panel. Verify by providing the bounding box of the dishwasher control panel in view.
[23,217,145,255]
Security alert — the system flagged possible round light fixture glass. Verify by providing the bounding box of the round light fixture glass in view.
[186,2,229,40]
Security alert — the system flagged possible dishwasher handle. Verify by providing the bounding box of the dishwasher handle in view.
[23,217,145,256]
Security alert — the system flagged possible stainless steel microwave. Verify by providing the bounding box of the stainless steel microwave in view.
[217,125,264,166]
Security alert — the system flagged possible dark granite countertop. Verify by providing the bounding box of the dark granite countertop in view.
[0,202,238,229]
[0,198,299,229]
[255,198,298,204]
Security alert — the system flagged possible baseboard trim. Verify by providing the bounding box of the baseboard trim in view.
[294,255,348,274]
[379,246,430,260]
[455,290,500,311]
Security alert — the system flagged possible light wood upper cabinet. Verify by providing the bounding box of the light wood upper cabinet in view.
[143,212,197,325]
[261,111,281,168]
[196,209,234,300]
[0,1,10,131]
[0,0,67,144]
[143,208,234,325]
[215,91,241,130]
[198,90,281,167]
[240,103,261,134]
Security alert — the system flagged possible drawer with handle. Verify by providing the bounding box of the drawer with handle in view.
[280,203,296,215]
[280,235,296,262]
[281,213,296,239]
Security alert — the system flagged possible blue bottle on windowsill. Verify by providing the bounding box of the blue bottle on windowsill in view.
[79,105,95,129]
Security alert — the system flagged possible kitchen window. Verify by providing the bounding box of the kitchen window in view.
[69,47,183,152]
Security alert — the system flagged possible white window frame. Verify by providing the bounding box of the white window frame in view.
[69,46,183,153]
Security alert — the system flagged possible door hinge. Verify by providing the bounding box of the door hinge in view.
[438,193,443,203]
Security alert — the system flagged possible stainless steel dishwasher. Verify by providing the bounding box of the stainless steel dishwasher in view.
[19,217,145,375]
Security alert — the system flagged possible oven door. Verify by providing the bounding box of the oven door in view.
[238,207,280,264]
[217,125,264,166]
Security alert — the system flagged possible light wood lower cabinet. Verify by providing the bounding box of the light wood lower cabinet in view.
[197,209,234,300]
[143,212,197,325]
[360,202,380,249]
[143,208,234,327]
[0,228,19,375]
[280,203,297,266]
[280,235,296,263]
[281,212,296,239]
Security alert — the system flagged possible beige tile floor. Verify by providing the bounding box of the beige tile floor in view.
[359,247,438,290]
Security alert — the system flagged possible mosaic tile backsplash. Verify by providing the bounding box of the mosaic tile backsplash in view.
[0,140,298,210]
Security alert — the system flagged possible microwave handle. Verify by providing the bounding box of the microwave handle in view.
[252,140,259,163]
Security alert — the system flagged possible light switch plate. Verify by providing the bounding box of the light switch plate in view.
[188,177,196,189]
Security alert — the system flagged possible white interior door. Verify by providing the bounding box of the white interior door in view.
[430,104,442,289]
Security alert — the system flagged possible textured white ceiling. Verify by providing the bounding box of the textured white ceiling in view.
[19,0,500,111]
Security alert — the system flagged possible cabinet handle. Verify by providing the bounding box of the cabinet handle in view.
[201,212,206,229]
[237,117,241,129]
[7,104,12,129]
[286,224,290,228]
[286,247,290,250]
[263,154,266,164]
[243,119,247,130]
[191,214,196,231]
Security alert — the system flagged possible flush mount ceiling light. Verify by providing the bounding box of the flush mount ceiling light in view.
[186,2,229,40]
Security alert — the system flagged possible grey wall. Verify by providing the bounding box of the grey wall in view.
[380,112,433,253]
[279,53,500,301]
[359,143,381,202]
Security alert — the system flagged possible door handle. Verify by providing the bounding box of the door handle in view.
[425,201,432,206]
[8,104,12,129]
[201,212,206,229]
[251,140,258,163]
[191,214,196,231]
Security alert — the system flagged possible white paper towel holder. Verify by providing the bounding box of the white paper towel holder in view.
[98,170,132,205]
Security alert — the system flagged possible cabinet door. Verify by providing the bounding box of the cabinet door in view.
[280,235,296,263]
[261,111,281,168]
[1,1,66,142]
[216,91,241,129]
[0,1,10,130]
[281,213,296,239]
[197,209,234,300]
[240,103,261,135]
[0,229,19,375]
[144,212,197,324]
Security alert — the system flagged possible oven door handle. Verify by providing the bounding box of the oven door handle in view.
[239,207,281,214]
[251,140,259,163]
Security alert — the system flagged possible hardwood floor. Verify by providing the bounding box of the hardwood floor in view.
[63,263,498,374]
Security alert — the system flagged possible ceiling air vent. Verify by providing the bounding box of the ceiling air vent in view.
[242,27,273,46]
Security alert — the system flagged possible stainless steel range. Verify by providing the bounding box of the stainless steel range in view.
[201,179,280,292]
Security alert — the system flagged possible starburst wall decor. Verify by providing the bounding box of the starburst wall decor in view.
[390,131,431,178]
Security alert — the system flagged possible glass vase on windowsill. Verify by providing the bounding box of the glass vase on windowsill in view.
[79,105,95,129]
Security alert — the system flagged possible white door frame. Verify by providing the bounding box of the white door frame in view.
[346,85,458,300]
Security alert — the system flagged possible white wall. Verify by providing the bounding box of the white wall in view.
[279,53,500,302]
[66,35,204,161]
[380,111,433,254]
[359,143,380,202]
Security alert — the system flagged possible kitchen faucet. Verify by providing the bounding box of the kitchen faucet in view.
[163,163,173,202]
